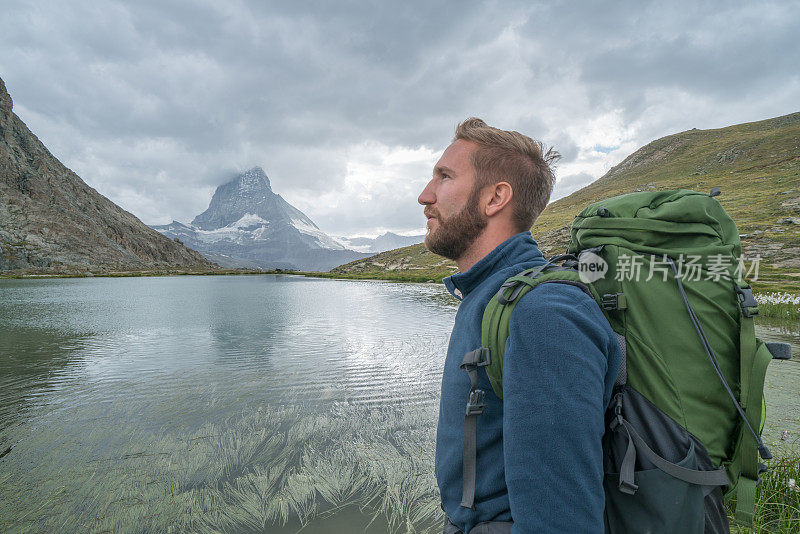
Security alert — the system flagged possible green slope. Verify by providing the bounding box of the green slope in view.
[333,112,800,288]
[327,242,458,282]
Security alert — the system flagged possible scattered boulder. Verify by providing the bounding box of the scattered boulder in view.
[780,196,800,213]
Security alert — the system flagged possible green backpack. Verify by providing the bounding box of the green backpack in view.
[460,189,792,532]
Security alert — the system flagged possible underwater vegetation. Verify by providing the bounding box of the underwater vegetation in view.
[2,378,799,533]
[0,398,441,533]
[4,390,798,533]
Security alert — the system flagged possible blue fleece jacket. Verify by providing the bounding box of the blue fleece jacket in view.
[435,232,622,534]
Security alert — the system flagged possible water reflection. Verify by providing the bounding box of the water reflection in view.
[0,276,454,532]
[756,315,800,350]
[757,316,800,453]
[0,326,91,431]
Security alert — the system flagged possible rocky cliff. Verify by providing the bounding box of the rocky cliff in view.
[0,77,216,272]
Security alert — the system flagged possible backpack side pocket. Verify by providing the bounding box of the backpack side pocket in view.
[603,386,730,534]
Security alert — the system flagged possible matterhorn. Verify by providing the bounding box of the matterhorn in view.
[152,167,371,270]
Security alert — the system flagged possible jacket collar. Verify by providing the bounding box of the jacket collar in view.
[443,231,543,301]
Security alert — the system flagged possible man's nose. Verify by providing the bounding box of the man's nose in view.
[418,179,435,205]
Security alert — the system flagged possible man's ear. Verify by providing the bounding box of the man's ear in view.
[484,181,513,217]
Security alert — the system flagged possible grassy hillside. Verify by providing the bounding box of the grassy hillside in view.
[328,242,458,282]
[333,112,800,290]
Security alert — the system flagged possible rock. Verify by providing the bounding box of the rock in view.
[778,217,800,225]
[0,77,12,120]
[743,240,800,270]
[780,196,800,213]
[0,75,216,272]
[716,145,743,164]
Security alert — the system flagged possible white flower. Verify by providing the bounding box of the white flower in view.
[789,479,800,492]
[756,291,800,305]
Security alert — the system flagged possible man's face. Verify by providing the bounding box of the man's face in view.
[417,139,487,261]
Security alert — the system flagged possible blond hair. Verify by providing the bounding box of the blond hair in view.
[454,117,559,231]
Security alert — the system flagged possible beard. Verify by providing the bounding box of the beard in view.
[424,189,487,261]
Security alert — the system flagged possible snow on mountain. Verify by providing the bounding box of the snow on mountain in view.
[289,216,347,250]
[335,231,425,254]
[150,167,370,270]
[230,213,270,228]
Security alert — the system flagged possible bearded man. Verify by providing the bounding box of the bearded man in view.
[419,118,621,534]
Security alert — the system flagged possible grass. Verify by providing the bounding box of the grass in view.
[0,267,453,284]
[729,454,800,532]
[329,242,459,284]
[0,268,277,279]
[307,271,446,284]
[756,292,800,321]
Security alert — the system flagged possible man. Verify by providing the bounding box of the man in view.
[418,118,622,533]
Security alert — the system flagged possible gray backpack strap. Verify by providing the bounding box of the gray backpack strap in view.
[766,342,792,360]
[609,393,730,495]
[614,333,627,387]
[460,347,491,509]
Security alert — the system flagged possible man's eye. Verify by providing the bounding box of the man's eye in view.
[442,174,450,179]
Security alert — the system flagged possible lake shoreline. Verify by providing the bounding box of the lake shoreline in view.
[3,269,798,319]
[4,267,797,287]
[0,268,444,284]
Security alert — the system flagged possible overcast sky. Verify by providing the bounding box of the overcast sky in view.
[2,1,798,237]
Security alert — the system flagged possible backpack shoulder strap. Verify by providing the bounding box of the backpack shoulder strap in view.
[463,257,624,509]
[731,285,774,525]
[482,266,596,400]
[459,264,594,508]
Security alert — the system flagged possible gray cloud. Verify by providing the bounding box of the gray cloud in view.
[1,0,798,236]
[552,172,595,201]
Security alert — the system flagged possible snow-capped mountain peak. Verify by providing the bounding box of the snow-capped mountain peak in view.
[335,231,425,253]
[233,166,271,194]
[152,167,371,270]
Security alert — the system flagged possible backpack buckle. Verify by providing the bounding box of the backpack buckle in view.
[735,286,759,318]
[465,389,486,416]
[497,280,520,305]
[460,348,491,370]
[619,478,639,495]
[601,293,627,311]
[609,393,624,430]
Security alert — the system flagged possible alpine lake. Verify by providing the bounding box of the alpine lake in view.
[1,275,798,533]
